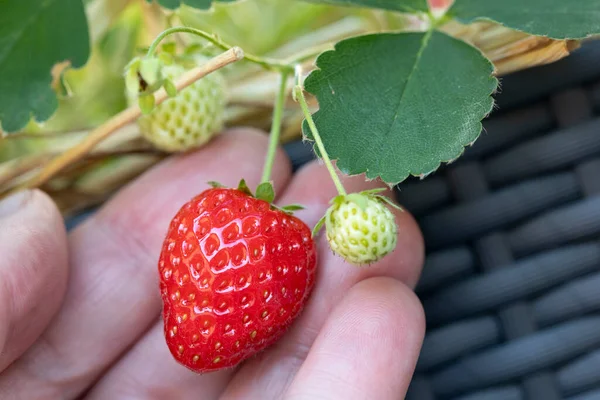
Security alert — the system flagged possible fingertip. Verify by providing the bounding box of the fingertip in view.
[348,277,426,342]
[1,189,69,269]
[285,277,425,400]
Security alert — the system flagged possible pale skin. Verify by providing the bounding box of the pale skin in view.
[0,128,425,400]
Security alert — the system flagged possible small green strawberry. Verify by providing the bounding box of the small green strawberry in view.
[128,59,227,152]
[315,189,400,265]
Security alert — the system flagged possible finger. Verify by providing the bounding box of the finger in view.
[0,190,69,372]
[85,324,232,400]
[284,277,425,400]
[0,129,292,399]
[219,161,424,399]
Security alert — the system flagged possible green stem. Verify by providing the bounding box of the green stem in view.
[261,71,290,183]
[293,85,346,196]
[146,27,293,73]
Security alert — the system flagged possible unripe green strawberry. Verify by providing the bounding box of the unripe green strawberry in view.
[130,62,226,152]
[323,191,399,265]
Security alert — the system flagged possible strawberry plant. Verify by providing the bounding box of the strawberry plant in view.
[1,0,599,372]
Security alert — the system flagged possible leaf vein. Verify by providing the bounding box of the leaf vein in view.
[384,30,432,140]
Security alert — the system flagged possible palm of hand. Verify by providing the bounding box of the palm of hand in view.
[0,129,424,400]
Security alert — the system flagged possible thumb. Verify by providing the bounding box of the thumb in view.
[0,190,69,372]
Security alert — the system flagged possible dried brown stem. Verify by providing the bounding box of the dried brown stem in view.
[0,154,54,190]
[19,47,244,192]
[2,128,91,140]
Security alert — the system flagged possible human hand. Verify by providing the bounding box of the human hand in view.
[0,129,424,400]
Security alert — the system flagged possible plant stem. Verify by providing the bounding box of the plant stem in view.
[293,85,346,196]
[261,71,289,184]
[146,26,294,73]
[15,48,243,194]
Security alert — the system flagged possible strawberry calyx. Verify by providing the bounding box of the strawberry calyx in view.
[125,43,218,114]
[207,179,305,215]
[312,188,402,237]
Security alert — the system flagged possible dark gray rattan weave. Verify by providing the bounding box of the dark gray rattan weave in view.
[398,42,600,400]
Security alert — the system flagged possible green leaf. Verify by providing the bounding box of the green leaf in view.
[299,0,427,13]
[149,0,236,10]
[303,31,497,185]
[255,182,275,203]
[450,0,600,39]
[0,0,90,133]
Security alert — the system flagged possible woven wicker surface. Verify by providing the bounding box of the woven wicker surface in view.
[397,42,600,400]
[286,41,600,400]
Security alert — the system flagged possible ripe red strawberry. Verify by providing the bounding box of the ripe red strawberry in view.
[158,184,317,373]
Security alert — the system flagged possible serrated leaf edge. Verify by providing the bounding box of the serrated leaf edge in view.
[304,30,498,185]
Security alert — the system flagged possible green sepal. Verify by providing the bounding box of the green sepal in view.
[124,57,142,95]
[329,194,345,205]
[324,206,334,238]
[207,181,225,188]
[139,57,162,85]
[281,204,305,212]
[138,56,164,94]
[312,214,327,237]
[138,94,155,114]
[269,203,305,216]
[256,182,275,203]
[206,179,305,216]
[236,179,254,197]
[374,194,403,212]
[345,193,368,211]
[359,188,387,196]
[164,79,178,98]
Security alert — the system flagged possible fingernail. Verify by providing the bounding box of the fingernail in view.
[0,190,31,218]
